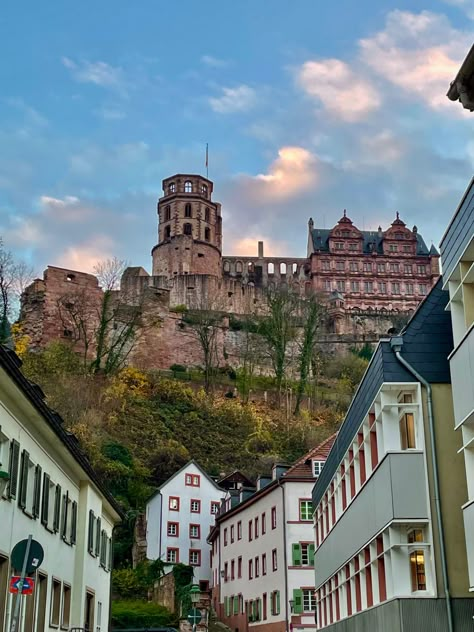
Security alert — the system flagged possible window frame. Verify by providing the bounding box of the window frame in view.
[189,549,201,567]
[271,506,277,530]
[299,499,312,522]
[167,521,179,537]
[166,547,179,564]
[211,501,220,515]
[169,496,180,511]
[272,549,277,572]
[190,499,201,513]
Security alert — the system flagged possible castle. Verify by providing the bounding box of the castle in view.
[19,173,440,370]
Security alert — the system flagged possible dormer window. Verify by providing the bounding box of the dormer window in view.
[169,183,176,193]
[185,181,193,193]
[395,232,404,239]
[312,460,324,477]
[342,230,350,238]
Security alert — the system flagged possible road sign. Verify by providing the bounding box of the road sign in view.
[11,539,44,574]
[187,609,201,625]
[9,576,35,595]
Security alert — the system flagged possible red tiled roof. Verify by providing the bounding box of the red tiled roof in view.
[283,433,337,479]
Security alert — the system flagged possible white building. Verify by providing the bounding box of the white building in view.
[0,345,122,632]
[311,283,473,630]
[146,460,225,586]
[440,176,474,592]
[208,436,335,632]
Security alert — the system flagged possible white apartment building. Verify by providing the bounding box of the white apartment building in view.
[312,282,473,630]
[208,436,335,632]
[146,460,225,586]
[0,345,122,632]
[440,176,474,592]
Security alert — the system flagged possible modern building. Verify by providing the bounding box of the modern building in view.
[208,436,335,632]
[447,43,474,112]
[312,280,473,630]
[146,460,225,586]
[440,176,474,593]
[0,344,122,632]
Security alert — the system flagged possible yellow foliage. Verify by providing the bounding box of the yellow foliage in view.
[11,323,31,359]
[105,367,151,404]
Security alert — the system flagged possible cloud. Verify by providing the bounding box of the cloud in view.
[359,10,472,111]
[443,0,474,19]
[227,236,290,257]
[61,57,126,93]
[56,236,116,273]
[297,59,381,122]
[209,85,257,113]
[4,98,48,128]
[201,55,228,68]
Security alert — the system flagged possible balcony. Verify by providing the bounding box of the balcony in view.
[449,324,474,428]
[314,452,428,588]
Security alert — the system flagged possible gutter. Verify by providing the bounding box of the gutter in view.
[390,337,454,632]
[277,478,290,632]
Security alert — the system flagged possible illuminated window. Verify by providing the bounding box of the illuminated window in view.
[409,531,426,592]
[169,497,179,511]
[184,181,192,193]
[299,500,312,521]
[169,183,176,193]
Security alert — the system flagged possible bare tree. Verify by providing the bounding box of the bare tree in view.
[235,317,265,403]
[0,239,35,343]
[294,294,325,415]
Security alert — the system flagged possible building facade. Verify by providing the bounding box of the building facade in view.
[440,176,474,593]
[208,437,335,632]
[146,461,225,586]
[0,345,122,632]
[311,281,473,630]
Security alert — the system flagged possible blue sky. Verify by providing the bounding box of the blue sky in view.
[0,0,473,273]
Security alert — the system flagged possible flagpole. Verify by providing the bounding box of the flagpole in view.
[206,143,209,179]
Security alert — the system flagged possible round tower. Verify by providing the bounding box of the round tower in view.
[151,174,222,278]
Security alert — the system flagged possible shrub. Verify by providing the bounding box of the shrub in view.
[170,364,187,373]
[110,600,176,629]
[170,304,188,313]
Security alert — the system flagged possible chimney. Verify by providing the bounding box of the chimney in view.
[258,241,264,258]
[256,476,272,491]
[272,463,291,480]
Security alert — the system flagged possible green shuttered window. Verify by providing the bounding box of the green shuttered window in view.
[293,588,303,614]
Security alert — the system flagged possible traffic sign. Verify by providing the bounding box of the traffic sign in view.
[9,577,35,595]
[11,539,44,574]
[187,609,202,625]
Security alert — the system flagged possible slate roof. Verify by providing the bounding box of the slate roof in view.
[284,433,337,479]
[312,277,453,507]
[310,228,431,256]
[217,470,255,489]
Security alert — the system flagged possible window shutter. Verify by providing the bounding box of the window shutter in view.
[33,464,42,518]
[70,501,77,545]
[41,473,50,526]
[8,440,20,498]
[95,518,101,557]
[224,596,229,617]
[292,543,302,566]
[61,491,69,540]
[18,450,29,509]
[293,589,303,614]
[107,537,113,571]
[276,590,280,615]
[308,543,315,566]
[53,485,61,532]
[233,596,238,615]
[88,511,95,553]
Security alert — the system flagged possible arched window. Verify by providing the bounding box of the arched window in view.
[236,261,243,274]
[165,205,171,221]
[201,184,208,195]
[205,207,210,222]
[280,262,287,275]
[183,223,192,236]
[268,262,274,274]
[292,263,298,275]
[205,227,211,241]
[184,181,193,193]
[169,182,176,193]
[165,225,171,239]
[223,261,231,273]
[185,204,192,218]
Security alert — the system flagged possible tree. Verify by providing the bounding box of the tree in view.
[235,316,264,403]
[259,288,299,402]
[0,239,34,343]
[294,294,324,416]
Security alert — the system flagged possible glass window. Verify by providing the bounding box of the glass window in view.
[350,281,359,292]
[299,500,312,521]
[377,263,385,273]
[272,549,277,571]
[211,501,220,514]
[400,412,416,449]
[201,184,208,195]
[389,244,397,252]
[337,280,345,292]
[169,497,179,511]
[419,284,428,295]
[324,280,332,291]
[407,283,414,294]
[271,507,277,529]
[190,499,201,513]
[410,549,426,591]
[405,264,412,274]
[392,282,400,294]
[189,550,201,566]
[364,281,374,293]
[189,524,200,539]
[237,520,242,539]
[363,262,372,272]
[168,522,178,536]
[184,181,192,193]
[322,261,330,271]
[390,263,399,273]
[167,548,178,563]
[417,265,426,274]
[336,261,345,271]
[335,242,344,250]
[379,282,387,294]
[302,589,316,612]
[313,460,324,477]
[185,203,192,218]
[349,262,358,272]
[169,183,176,193]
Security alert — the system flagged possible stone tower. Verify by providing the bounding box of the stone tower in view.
[151,174,222,278]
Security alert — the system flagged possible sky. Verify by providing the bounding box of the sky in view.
[0,0,473,275]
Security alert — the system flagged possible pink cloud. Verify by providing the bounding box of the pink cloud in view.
[225,236,290,257]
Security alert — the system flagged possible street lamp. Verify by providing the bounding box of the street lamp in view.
[0,471,9,497]
[289,599,294,613]
[190,584,200,605]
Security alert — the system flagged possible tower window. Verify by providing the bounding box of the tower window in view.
[184,223,192,236]
[165,205,171,221]
[205,227,211,241]
[201,184,208,195]
[165,225,171,239]
[205,207,210,222]
[184,181,193,193]
[185,204,192,218]
[169,182,176,193]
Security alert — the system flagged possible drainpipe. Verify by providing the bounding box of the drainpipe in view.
[390,337,454,632]
[277,479,290,632]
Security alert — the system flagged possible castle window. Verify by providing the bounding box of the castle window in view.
[223,261,230,272]
[169,182,176,193]
[403,245,411,253]
[349,262,358,272]
[337,280,345,292]
[268,262,274,274]
[321,261,330,271]
[417,265,426,275]
[66,273,75,282]
[336,261,345,271]
[377,263,385,273]
[324,280,331,291]
[280,263,287,275]
[364,281,374,293]
[201,184,208,195]
[204,227,210,241]
[334,242,344,250]
[379,282,387,294]
[419,284,428,295]
[350,281,359,292]
[405,264,413,274]
[184,181,193,193]
[395,232,404,239]
[165,205,171,221]
[390,263,399,273]
[185,204,192,218]
[165,225,171,239]
[184,223,192,236]
[392,282,400,294]
[363,262,372,273]
[342,230,350,238]
[205,207,210,222]
[349,243,357,250]
[63,329,73,338]
[389,244,398,252]
[236,262,243,274]
[406,283,414,294]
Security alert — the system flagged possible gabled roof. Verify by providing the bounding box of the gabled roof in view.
[217,470,254,488]
[284,434,337,479]
[0,345,123,520]
[147,459,224,503]
[310,228,431,256]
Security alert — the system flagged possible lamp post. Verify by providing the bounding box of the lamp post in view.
[189,585,200,632]
[0,471,9,497]
[289,600,294,614]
